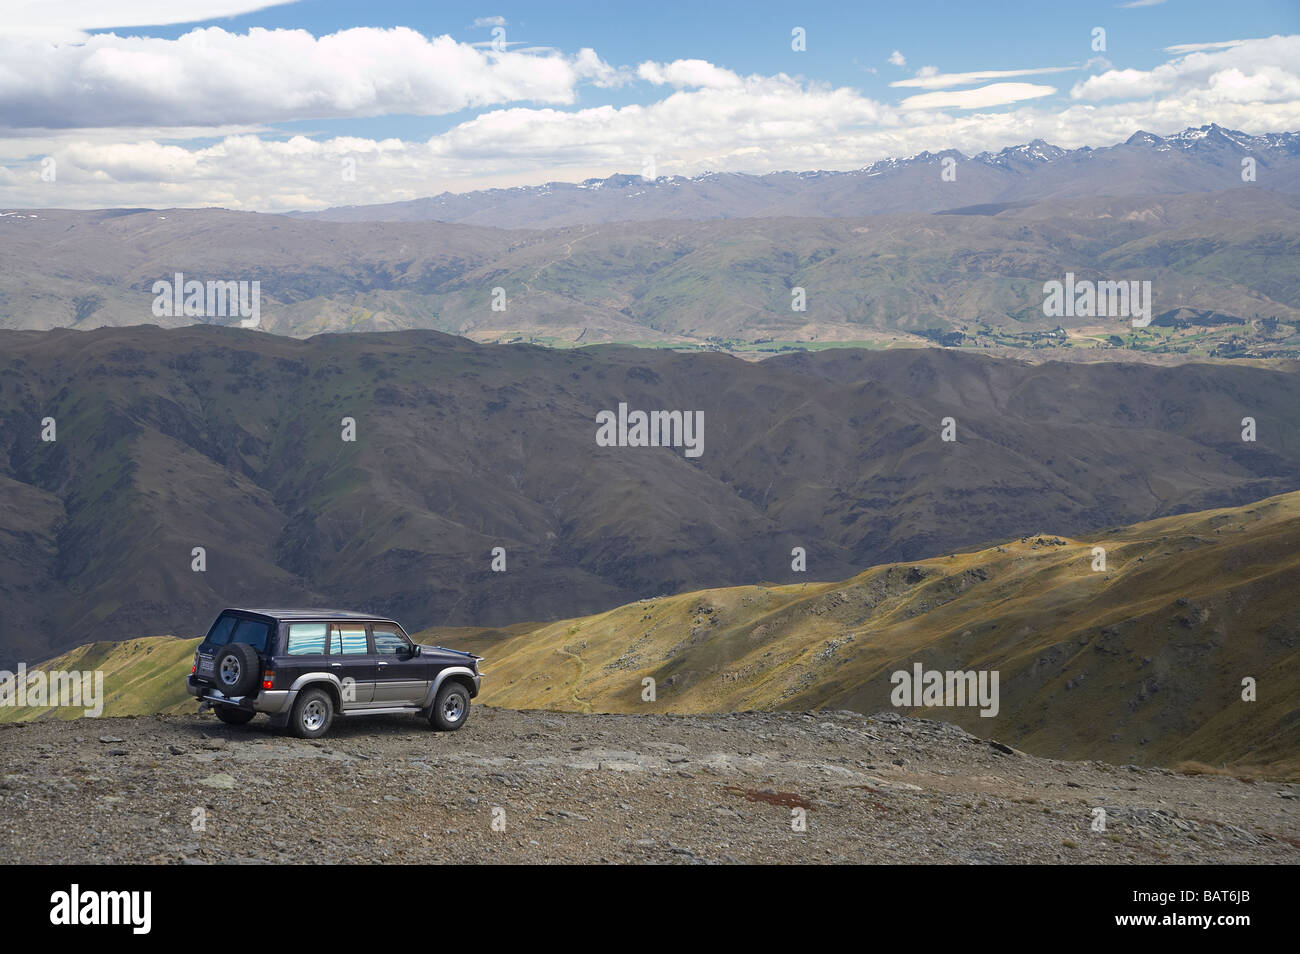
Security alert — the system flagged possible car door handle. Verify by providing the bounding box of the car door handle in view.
[377,661,389,667]
[330,662,342,668]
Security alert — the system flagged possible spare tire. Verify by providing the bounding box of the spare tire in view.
[213,642,261,697]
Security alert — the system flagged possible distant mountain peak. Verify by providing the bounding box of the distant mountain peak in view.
[581,172,649,190]
[1125,130,1163,146]
[292,125,1300,226]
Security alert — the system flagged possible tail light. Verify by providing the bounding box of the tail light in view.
[262,670,275,690]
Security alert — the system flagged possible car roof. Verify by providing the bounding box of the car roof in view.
[224,607,398,623]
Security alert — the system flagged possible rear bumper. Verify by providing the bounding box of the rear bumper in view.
[187,675,294,714]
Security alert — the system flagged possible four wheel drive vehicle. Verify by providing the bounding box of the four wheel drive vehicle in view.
[186,608,482,738]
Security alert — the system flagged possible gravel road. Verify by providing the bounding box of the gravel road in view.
[1,707,1296,864]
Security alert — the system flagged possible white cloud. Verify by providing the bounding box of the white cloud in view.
[899,83,1057,110]
[472,16,507,28]
[637,59,743,89]
[1163,39,1246,54]
[2,0,299,39]
[1073,67,1161,100]
[892,67,1072,90]
[1072,34,1300,101]
[888,50,906,67]
[0,27,619,127]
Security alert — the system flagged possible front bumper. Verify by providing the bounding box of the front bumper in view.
[186,674,294,714]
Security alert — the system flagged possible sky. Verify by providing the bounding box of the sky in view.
[2,0,1298,211]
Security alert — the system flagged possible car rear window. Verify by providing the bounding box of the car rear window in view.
[207,615,271,654]
[205,614,237,645]
[230,619,271,653]
[286,622,327,655]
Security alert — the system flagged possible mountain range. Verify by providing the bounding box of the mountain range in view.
[293,125,1300,227]
[2,326,1298,670]
[3,189,1298,348]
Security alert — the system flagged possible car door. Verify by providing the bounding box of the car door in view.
[370,623,430,705]
[282,620,330,694]
[327,621,376,708]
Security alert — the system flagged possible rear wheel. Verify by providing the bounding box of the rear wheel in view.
[290,687,334,739]
[214,706,255,726]
[430,682,470,731]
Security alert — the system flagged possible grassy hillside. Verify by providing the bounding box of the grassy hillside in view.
[421,491,1300,769]
[0,636,198,721]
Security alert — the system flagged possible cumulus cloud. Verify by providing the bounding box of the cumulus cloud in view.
[0,26,619,127]
[1071,34,1300,102]
[888,50,906,67]
[637,59,743,89]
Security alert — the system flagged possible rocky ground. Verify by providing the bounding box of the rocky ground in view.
[1,707,1296,864]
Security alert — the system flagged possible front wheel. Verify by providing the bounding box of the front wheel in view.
[430,682,470,731]
[290,687,334,739]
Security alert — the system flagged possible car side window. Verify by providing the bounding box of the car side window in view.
[372,626,409,655]
[287,623,327,655]
[330,624,369,655]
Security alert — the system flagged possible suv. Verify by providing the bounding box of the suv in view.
[186,608,482,738]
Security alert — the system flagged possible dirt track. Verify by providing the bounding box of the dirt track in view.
[1,707,1296,864]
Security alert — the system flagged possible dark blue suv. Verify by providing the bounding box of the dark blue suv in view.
[186,608,482,738]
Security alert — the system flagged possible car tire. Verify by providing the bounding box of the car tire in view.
[430,682,470,731]
[213,642,261,697]
[290,687,334,739]
[214,706,256,726]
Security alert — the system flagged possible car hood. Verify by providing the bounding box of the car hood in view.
[416,644,480,665]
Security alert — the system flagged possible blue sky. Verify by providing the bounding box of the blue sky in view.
[2,0,1298,209]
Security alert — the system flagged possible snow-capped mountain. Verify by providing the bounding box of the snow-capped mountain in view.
[293,125,1300,228]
